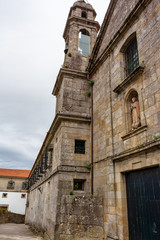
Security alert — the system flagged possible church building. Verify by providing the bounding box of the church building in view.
[25,0,160,239]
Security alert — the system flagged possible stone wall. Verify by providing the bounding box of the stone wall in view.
[91,0,160,239]
[25,174,59,238]
[55,195,104,240]
[25,166,91,239]
[0,176,27,192]
[61,121,90,166]
[0,209,25,224]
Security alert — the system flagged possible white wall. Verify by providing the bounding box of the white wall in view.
[0,191,27,215]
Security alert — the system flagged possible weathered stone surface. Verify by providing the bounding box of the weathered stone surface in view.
[55,195,104,240]
[0,209,25,224]
[26,1,160,240]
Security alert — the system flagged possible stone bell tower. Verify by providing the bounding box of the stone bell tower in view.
[53,0,100,116]
[63,0,100,71]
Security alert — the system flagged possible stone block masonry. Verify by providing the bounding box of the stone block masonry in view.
[55,195,104,240]
[0,209,25,224]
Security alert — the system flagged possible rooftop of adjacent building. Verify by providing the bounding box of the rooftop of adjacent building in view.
[0,168,30,178]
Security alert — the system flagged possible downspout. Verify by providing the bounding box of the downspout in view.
[91,84,94,195]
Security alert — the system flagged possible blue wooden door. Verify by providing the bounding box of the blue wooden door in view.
[126,167,160,240]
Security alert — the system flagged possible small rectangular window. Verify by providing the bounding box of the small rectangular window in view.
[2,193,8,198]
[75,140,85,154]
[22,182,28,190]
[21,194,26,199]
[73,179,85,191]
[7,180,15,189]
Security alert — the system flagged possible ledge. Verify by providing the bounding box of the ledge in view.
[30,165,90,191]
[113,139,160,162]
[52,68,87,96]
[113,65,144,94]
[121,125,147,141]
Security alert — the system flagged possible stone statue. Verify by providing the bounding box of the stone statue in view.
[131,97,141,129]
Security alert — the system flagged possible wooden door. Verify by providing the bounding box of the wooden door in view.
[126,167,160,240]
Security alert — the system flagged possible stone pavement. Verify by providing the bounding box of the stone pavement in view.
[0,223,43,240]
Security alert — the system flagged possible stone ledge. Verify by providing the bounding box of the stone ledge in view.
[121,125,147,140]
[30,165,90,191]
[52,68,87,96]
[113,65,144,94]
[58,165,90,173]
[113,139,160,161]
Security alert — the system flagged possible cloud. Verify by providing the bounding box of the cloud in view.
[0,0,109,170]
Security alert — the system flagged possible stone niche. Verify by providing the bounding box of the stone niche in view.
[55,195,104,240]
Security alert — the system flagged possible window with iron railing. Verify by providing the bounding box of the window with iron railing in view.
[125,38,139,76]
[75,140,85,154]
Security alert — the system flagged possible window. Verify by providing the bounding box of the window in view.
[2,193,7,198]
[81,11,87,18]
[7,180,15,189]
[73,179,85,191]
[75,140,85,154]
[125,37,139,76]
[21,194,26,199]
[22,182,28,190]
[78,29,90,56]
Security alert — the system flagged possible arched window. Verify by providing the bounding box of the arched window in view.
[78,29,90,56]
[125,37,139,76]
[81,11,87,18]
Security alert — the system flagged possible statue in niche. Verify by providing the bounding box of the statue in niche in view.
[130,96,141,129]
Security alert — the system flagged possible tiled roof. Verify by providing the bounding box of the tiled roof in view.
[0,168,30,178]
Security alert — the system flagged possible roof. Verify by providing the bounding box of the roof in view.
[73,0,94,10]
[0,168,30,178]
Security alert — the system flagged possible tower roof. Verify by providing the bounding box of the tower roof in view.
[73,0,94,11]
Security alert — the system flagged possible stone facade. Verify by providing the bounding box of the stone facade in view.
[88,0,160,239]
[26,0,160,240]
[0,169,29,215]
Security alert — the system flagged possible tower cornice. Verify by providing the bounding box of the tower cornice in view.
[52,68,87,96]
[63,16,100,40]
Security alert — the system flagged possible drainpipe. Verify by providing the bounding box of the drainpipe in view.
[91,84,94,195]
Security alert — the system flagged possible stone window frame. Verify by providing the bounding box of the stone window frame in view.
[75,139,86,154]
[78,28,90,56]
[125,37,139,76]
[7,180,15,189]
[22,181,28,190]
[81,11,87,19]
[73,179,86,191]
[120,32,139,76]
[113,32,144,94]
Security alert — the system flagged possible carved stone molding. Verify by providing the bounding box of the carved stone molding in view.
[121,125,147,141]
[113,139,160,162]
[113,65,144,94]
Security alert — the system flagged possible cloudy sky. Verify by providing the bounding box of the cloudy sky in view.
[0,0,110,170]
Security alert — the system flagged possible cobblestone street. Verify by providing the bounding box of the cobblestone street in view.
[0,223,42,240]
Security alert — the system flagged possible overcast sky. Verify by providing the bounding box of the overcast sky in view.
[0,0,110,170]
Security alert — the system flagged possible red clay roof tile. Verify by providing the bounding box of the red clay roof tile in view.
[0,168,30,178]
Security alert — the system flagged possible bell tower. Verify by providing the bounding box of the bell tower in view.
[63,0,100,71]
[53,0,100,116]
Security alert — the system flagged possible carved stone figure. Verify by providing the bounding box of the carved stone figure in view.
[131,97,141,129]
